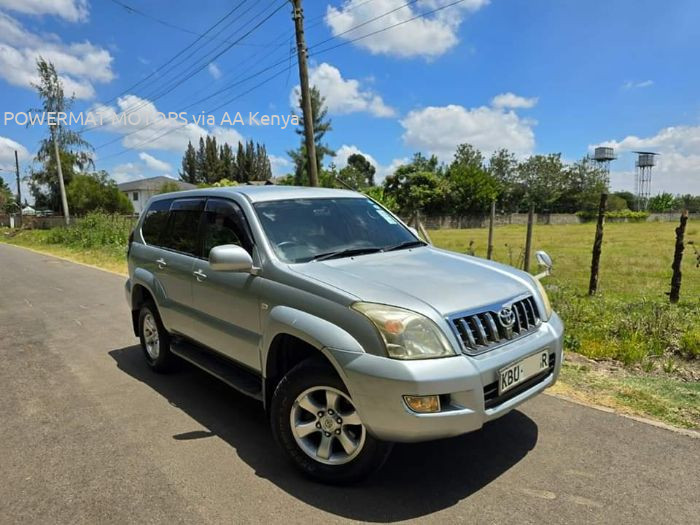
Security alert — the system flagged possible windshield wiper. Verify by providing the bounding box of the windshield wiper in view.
[311,247,383,262]
[383,240,427,252]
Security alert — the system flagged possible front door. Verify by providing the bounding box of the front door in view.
[190,198,262,372]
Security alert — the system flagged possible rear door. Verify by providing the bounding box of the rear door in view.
[156,198,205,336]
[190,198,262,371]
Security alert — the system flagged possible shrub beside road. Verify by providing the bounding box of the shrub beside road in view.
[2,218,698,428]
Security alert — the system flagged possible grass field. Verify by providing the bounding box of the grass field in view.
[2,218,699,428]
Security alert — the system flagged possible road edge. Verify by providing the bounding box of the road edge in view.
[0,241,127,277]
[545,391,700,439]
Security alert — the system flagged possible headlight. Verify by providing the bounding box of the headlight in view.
[352,302,455,360]
[534,278,553,320]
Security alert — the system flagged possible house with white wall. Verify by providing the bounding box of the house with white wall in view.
[117,176,196,214]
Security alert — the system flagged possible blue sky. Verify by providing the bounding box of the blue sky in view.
[1,0,699,200]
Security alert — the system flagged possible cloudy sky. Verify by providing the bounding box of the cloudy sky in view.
[0,0,699,198]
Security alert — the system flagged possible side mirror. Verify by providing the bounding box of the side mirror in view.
[535,250,553,271]
[209,244,253,273]
[534,250,553,280]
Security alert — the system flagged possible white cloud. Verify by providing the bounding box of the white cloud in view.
[269,154,291,178]
[400,104,536,161]
[0,12,114,99]
[491,92,538,109]
[622,80,653,90]
[290,62,395,117]
[593,125,700,194]
[90,95,244,151]
[0,0,89,22]
[138,152,171,173]
[0,136,30,170]
[333,144,409,182]
[208,62,222,80]
[324,0,489,59]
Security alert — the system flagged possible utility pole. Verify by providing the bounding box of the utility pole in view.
[51,126,70,225]
[523,203,535,272]
[291,0,319,187]
[14,149,22,227]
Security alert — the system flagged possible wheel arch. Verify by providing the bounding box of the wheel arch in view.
[262,306,364,410]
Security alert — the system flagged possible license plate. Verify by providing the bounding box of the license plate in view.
[498,350,549,395]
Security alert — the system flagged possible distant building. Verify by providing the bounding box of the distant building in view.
[117,176,196,214]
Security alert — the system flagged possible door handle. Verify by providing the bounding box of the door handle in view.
[193,269,207,282]
[156,258,167,269]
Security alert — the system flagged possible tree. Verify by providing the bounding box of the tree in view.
[337,153,376,189]
[613,191,636,210]
[554,156,607,212]
[179,141,198,184]
[158,181,183,194]
[0,178,15,212]
[288,87,335,185]
[384,153,448,216]
[648,192,677,212]
[488,149,521,213]
[181,138,272,184]
[517,153,566,211]
[446,148,500,216]
[28,58,94,210]
[66,172,133,215]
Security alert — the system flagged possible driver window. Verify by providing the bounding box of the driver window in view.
[201,198,253,258]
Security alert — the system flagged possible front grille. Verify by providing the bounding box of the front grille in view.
[483,352,555,409]
[450,295,541,355]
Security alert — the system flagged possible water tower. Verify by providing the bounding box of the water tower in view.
[593,146,616,186]
[634,151,658,210]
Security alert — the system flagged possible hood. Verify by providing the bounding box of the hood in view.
[290,246,535,317]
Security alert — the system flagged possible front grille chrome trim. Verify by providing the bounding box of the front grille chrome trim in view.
[447,294,542,356]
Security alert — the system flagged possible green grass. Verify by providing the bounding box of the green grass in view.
[430,221,700,366]
[553,362,700,429]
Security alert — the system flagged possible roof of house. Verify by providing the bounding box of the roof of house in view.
[117,176,196,192]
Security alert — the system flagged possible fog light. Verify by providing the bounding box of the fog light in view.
[403,395,441,413]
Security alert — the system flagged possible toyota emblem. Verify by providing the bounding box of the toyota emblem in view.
[498,307,516,328]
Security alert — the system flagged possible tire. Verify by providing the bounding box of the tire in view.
[270,360,392,484]
[138,301,173,372]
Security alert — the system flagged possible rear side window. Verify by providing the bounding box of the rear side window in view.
[141,198,173,246]
[161,198,205,256]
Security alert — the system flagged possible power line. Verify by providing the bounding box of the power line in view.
[93,0,468,162]
[78,0,250,133]
[82,1,286,134]
[310,0,467,55]
[96,64,294,164]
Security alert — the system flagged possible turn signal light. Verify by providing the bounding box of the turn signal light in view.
[403,395,441,413]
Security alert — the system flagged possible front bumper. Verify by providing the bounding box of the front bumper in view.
[327,313,564,443]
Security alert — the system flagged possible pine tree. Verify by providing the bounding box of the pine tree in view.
[288,86,334,186]
[179,141,198,183]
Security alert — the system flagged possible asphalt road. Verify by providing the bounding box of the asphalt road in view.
[0,243,698,524]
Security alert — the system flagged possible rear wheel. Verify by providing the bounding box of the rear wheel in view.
[138,302,172,372]
[271,360,392,484]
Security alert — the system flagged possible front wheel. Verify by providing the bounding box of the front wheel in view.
[270,360,392,484]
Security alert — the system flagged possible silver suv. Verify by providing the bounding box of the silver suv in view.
[125,186,563,483]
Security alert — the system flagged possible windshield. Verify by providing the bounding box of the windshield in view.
[253,198,420,263]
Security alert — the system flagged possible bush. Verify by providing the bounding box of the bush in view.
[45,212,133,255]
[576,209,650,222]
